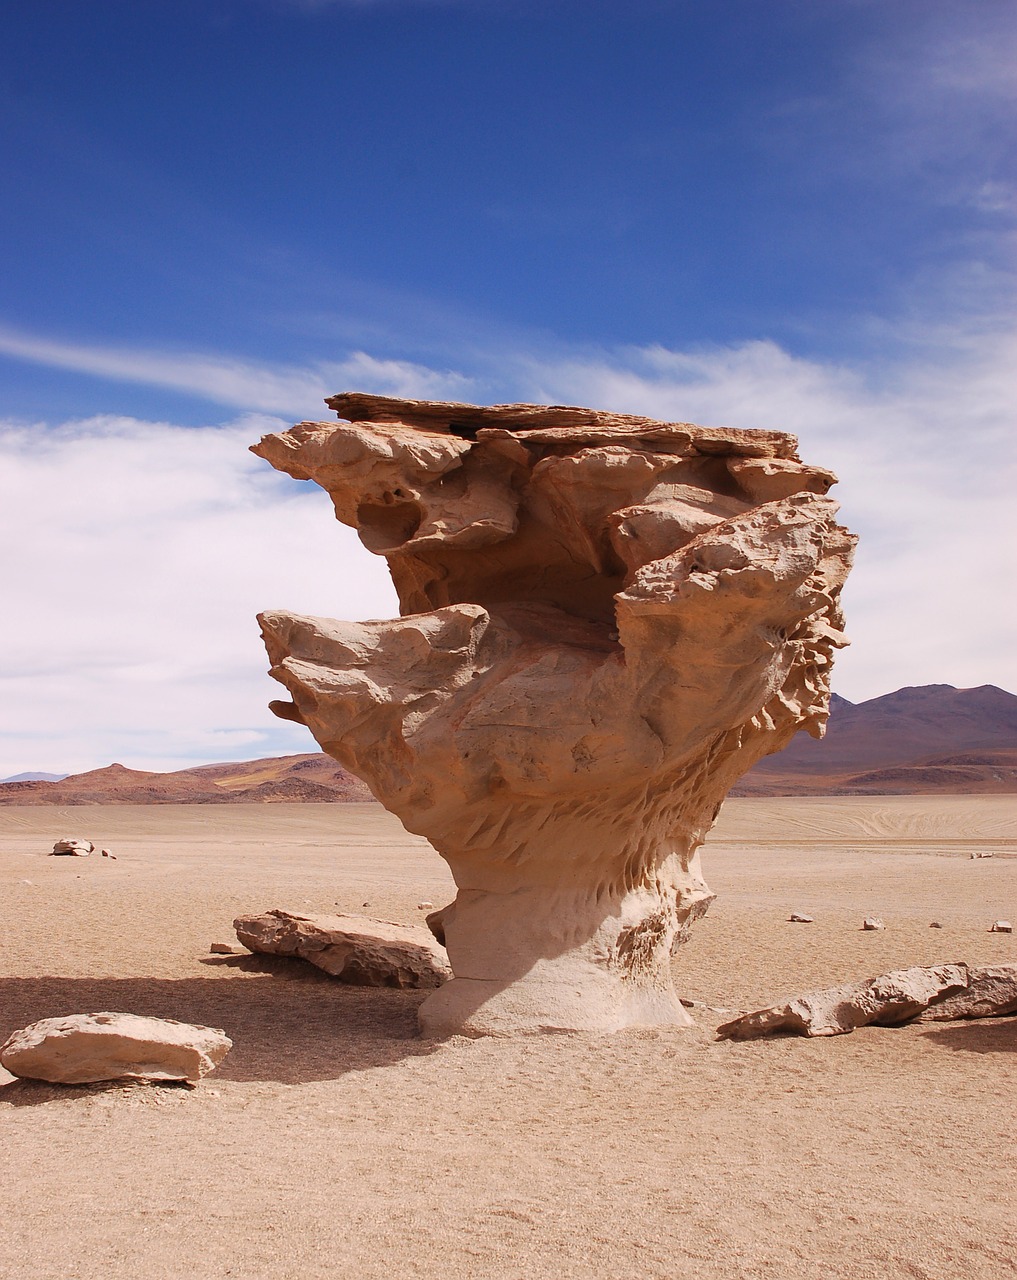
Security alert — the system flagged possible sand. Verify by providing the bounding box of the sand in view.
[1,796,1014,1280]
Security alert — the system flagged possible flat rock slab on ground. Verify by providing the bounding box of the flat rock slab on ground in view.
[917,964,1017,1021]
[234,909,451,989]
[717,964,970,1039]
[0,1012,232,1084]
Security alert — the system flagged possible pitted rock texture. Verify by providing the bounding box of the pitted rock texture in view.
[0,1012,231,1083]
[234,909,450,989]
[253,394,855,1036]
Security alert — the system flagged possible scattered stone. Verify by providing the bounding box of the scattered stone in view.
[209,942,243,955]
[100,848,116,859]
[990,920,1013,933]
[51,837,94,857]
[234,909,451,989]
[416,901,434,910]
[0,1012,231,1084]
[970,851,994,859]
[716,964,969,1039]
[919,964,1017,1021]
[788,913,814,924]
[929,921,943,928]
[862,917,885,931]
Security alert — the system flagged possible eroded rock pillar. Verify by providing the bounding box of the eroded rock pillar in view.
[253,394,855,1036]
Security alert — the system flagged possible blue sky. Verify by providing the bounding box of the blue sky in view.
[1,0,1014,774]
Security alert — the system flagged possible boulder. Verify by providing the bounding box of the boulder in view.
[716,964,969,1039]
[234,909,450,989]
[989,920,1013,933]
[0,1012,231,1084]
[51,837,93,857]
[862,917,885,931]
[919,965,1017,1021]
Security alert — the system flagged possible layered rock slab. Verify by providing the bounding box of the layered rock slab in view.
[716,965,970,1039]
[0,1013,231,1083]
[252,394,855,1035]
[917,964,1017,1021]
[234,909,450,989]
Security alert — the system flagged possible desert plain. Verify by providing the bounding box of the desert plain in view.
[1,795,1014,1280]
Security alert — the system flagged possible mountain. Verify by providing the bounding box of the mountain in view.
[735,684,1017,795]
[0,771,68,783]
[3,685,1015,803]
[0,754,373,805]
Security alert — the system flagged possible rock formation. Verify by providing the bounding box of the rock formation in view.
[917,964,1017,1021]
[234,909,450,988]
[716,964,970,1039]
[1,1013,231,1083]
[51,837,94,857]
[252,394,855,1035]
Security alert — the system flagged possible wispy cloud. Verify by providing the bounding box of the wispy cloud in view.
[0,327,474,419]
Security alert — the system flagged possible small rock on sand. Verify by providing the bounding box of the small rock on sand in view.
[862,918,885,931]
[51,838,94,857]
[209,942,244,955]
[989,920,1013,933]
[788,913,814,923]
[0,1012,232,1084]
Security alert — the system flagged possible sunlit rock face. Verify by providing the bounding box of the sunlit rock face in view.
[253,394,855,1037]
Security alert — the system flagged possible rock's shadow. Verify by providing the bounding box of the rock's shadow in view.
[919,1018,1017,1054]
[0,960,441,1095]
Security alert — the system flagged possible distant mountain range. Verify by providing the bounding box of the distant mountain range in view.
[0,755,373,805]
[734,683,1017,795]
[2,684,1015,804]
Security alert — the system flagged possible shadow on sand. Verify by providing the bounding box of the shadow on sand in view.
[0,954,444,1101]
[919,1018,1017,1054]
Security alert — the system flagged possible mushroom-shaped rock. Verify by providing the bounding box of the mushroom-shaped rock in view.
[252,395,856,1036]
[0,1013,231,1083]
[716,964,970,1039]
[234,910,450,988]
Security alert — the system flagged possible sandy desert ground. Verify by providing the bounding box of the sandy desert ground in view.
[1,796,1014,1280]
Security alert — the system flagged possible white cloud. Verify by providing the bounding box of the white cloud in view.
[2,321,1015,775]
[0,413,398,775]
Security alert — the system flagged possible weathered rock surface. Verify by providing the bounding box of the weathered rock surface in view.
[252,394,855,1035]
[716,964,969,1039]
[234,909,450,989]
[918,964,1017,1020]
[51,837,93,856]
[0,1012,231,1083]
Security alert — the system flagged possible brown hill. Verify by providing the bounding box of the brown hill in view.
[4,685,1015,803]
[736,685,1017,795]
[0,754,374,806]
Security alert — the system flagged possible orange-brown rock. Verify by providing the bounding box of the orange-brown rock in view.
[253,395,855,1036]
